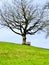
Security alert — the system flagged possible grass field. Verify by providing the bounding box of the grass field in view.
[0,42,49,65]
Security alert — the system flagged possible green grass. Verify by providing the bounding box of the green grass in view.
[0,42,49,65]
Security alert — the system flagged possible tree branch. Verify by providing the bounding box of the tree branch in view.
[8,25,21,35]
[27,26,43,35]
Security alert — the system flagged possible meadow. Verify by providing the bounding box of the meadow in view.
[0,42,49,65]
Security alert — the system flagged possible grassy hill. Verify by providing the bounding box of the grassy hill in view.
[0,42,49,65]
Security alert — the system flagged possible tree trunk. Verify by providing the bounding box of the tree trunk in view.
[22,33,26,45]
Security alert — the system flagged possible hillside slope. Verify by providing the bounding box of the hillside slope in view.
[0,42,49,65]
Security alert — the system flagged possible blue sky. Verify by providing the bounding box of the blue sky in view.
[0,0,49,49]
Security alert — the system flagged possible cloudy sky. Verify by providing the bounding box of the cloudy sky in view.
[0,0,49,49]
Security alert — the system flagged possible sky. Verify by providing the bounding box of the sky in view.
[0,0,49,49]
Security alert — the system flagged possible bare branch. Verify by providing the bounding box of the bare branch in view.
[0,0,46,37]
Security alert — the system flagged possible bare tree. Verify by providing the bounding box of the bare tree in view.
[0,0,46,45]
